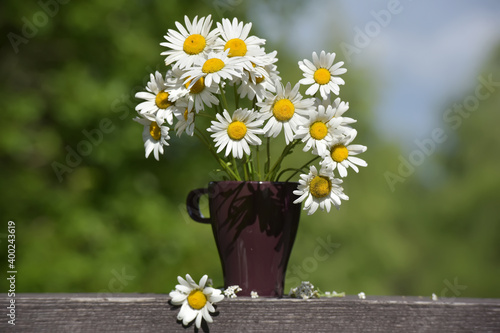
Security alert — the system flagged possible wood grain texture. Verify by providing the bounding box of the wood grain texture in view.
[3,293,500,332]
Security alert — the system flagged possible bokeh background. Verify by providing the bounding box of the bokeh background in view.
[1,0,499,297]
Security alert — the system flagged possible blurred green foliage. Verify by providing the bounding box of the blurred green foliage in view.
[1,0,499,298]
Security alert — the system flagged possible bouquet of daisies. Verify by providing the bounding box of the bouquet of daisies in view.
[133,15,367,215]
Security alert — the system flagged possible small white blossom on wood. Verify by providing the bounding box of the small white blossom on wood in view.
[224,285,242,298]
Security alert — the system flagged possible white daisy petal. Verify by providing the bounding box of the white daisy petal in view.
[199,275,208,289]
[182,308,197,326]
[195,312,203,328]
[209,292,224,303]
[202,306,213,323]
[308,201,319,215]
[171,294,188,305]
[349,161,360,173]
[337,164,347,177]
[206,302,215,313]
[175,284,191,294]
[348,156,368,167]
[347,144,367,154]
[177,275,189,287]
[185,274,197,288]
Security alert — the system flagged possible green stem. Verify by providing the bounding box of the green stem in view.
[212,102,221,115]
[264,137,271,175]
[243,156,249,180]
[219,82,229,111]
[195,129,239,180]
[276,168,303,182]
[231,155,241,180]
[266,139,300,181]
[252,97,257,110]
[244,154,253,180]
[255,144,261,180]
[233,83,240,109]
[253,97,261,180]
[196,113,216,120]
[284,155,320,182]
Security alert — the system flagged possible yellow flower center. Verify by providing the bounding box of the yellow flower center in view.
[149,121,161,141]
[309,121,328,140]
[331,144,349,162]
[185,77,205,94]
[313,68,331,85]
[183,108,189,121]
[202,58,225,73]
[183,34,206,55]
[272,99,295,122]
[155,91,173,109]
[255,75,265,84]
[310,175,331,199]
[227,121,247,140]
[224,38,247,57]
[187,290,207,310]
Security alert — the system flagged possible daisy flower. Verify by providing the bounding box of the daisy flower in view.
[169,274,224,329]
[238,53,280,102]
[207,108,264,159]
[257,80,315,144]
[318,97,357,134]
[182,50,244,89]
[298,51,347,100]
[294,104,344,156]
[214,17,266,59]
[161,15,219,69]
[169,67,220,114]
[243,51,278,83]
[133,114,170,161]
[173,98,195,137]
[293,165,348,215]
[135,71,176,125]
[161,66,190,101]
[320,130,367,177]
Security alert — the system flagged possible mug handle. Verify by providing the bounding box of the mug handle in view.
[186,188,211,224]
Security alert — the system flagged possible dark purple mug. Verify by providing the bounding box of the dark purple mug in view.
[186,181,301,297]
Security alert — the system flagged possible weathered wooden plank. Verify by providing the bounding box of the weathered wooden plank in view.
[3,293,500,332]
